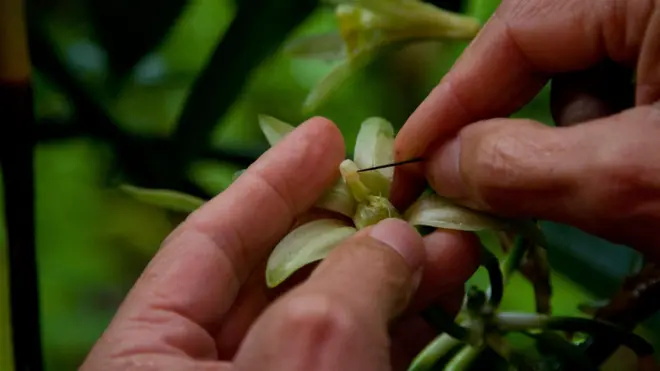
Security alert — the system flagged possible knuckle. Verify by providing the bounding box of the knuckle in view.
[278,293,356,340]
[459,120,566,212]
[461,120,535,191]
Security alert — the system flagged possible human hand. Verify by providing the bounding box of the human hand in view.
[81,118,479,371]
[393,0,660,259]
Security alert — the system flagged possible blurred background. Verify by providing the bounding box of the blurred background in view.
[1,0,658,370]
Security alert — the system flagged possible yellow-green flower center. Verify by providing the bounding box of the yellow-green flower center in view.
[339,159,401,229]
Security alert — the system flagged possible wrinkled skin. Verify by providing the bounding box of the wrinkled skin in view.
[394,0,660,261]
[81,118,480,371]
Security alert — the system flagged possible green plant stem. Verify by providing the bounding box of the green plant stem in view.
[1,0,42,369]
[444,345,483,371]
[0,214,11,371]
[420,304,471,342]
[0,82,41,371]
[494,312,654,359]
[408,333,462,371]
[501,235,527,281]
[480,244,504,307]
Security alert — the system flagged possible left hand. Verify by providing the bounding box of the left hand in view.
[81,117,480,371]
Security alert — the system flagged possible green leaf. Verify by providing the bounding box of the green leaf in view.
[258,114,296,146]
[314,178,356,218]
[266,219,356,287]
[119,184,206,213]
[87,0,189,79]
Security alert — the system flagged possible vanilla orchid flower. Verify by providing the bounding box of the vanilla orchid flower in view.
[284,0,481,113]
[258,115,514,288]
[118,115,541,290]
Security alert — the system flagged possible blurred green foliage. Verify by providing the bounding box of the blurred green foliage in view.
[0,0,658,370]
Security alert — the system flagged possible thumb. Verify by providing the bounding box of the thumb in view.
[233,218,424,371]
[425,104,660,255]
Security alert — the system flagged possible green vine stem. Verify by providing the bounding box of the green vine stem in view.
[494,313,655,358]
[1,0,43,369]
[480,244,504,307]
[444,345,483,371]
[408,333,462,371]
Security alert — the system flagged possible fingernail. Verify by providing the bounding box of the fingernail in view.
[369,218,424,271]
[427,137,466,199]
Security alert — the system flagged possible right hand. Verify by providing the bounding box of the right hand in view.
[393,0,660,260]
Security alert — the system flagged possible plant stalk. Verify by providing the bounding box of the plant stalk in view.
[0,0,43,369]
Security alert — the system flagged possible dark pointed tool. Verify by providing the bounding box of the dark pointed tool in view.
[356,157,424,173]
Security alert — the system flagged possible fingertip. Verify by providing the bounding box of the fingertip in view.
[405,229,479,314]
[390,165,427,212]
[425,136,465,200]
[369,218,426,272]
[422,229,480,292]
[300,116,346,160]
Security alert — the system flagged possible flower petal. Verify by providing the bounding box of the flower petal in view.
[266,219,357,287]
[303,53,373,113]
[258,114,295,146]
[354,0,481,41]
[359,171,391,198]
[404,192,509,231]
[353,116,395,180]
[314,178,356,218]
[119,184,206,213]
[283,32,347,61]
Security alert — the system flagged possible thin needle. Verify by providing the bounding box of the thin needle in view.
[357,157,424,173]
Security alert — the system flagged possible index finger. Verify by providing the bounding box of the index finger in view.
[392,0,611,204]
[395,0,611,161]
[89,117,345,356]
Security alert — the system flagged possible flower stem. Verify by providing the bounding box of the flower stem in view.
[480,244,504,307]
[444,345,483,371]
[420,304,471,343]
[408,333,462,371]
[500,235,527,282]
[494,312,654,359]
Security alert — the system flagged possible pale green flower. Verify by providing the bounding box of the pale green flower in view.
[258,115,511,288]
[284,0,482,112]
[118,115,541,290]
